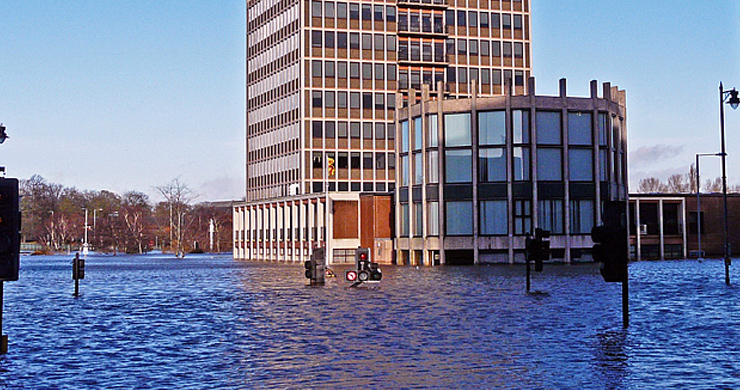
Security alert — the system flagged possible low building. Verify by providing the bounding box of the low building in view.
[232,192,394,264]
[394,77,627,265]
[630,193,740,260]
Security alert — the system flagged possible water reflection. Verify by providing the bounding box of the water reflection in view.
[0,255,738,388]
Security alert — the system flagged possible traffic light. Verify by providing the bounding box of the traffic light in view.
[73,255,85,280]
[353,247,381,282]
[526,229,550,272]
[304,258,313,279]
[591,225,628,282]
[305,248,326,285]
[0,178,20,281]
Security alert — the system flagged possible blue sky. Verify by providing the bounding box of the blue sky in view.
[1,1,739,201]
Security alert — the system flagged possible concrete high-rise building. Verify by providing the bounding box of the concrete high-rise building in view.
[236,0,532,262]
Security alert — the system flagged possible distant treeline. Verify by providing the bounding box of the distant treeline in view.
[20,175,232,255]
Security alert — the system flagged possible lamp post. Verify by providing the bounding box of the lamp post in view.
[719,82,739,284]
[696,153,723,259]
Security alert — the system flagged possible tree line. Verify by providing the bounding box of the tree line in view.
[637,164,740,193]
[20,175,233,255]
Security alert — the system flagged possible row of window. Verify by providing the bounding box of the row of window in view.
[311,90,397,111]
[312,151,396,171]
[399,68,525,90]
[309,1,526,32]
[400,146,610,185]
[401,111,611,151]
[311,30,397,51]
[311,60,397,81]
[248,47,298,87]
[443,10,523,30]
[311,120,396,140]
[311,181,394,193]
[309,29,527,60]
[249,167,299,189]
[399,199,594,237]
[246,107,300,138]
[248,138,299,164]
[247,0,296,32]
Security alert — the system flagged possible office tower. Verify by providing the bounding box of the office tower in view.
[246,0,530,202]
[237,0,532,261]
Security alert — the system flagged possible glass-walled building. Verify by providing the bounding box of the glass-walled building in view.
[395,77,628,265]
[237,0,532,263]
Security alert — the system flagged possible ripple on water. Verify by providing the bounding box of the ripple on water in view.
[0,255,738,389]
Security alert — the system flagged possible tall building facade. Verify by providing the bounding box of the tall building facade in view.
[245,0,531,202]
[237,0,532,262]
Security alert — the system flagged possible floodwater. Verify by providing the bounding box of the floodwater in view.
[0,254,738,389]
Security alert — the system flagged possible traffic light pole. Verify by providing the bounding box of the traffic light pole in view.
[622,277,629,328]
[0,281,6,354]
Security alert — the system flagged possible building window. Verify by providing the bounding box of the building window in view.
[445,150,472,183]
[350,92,360,109]
[312,1,322,17]
[480,200,507,235]
[536,111,561,145]
[537,148,562,181]
[312,121,323,138]
[446,201,473,235]
[514,200,531,235]
[413,203,423,236]
[513,109,529,143]
[479,111,506,145]
[349,3,359,19]
[599,112,608,146]
[569,149,593,181]
[428,202,439,236]
[513,147,530,181]
[414,152,423,184]
[312,60,322,77]
[568,112,592,145]
[479,148,506,182]
[444,113,471,147]
[413,117,422,150]
[538,199,564,234]
[401,120,409,152]
[312,31,322,47]
[312,91,322,107]
[428,114,438,147]
[338,152,348,169]
[401,155,409,186]
[375,152,385,169]
[363,152,373,170]
[428,150,439,183]
[400,203,409,237]
[570,200,594,234]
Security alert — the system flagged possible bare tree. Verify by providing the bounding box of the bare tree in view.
[666,174,690,193]
[687,164,698,193]
[120,191,152,254]
[638,177,666,193]
[705,177,723,193]
[155,177,196,257]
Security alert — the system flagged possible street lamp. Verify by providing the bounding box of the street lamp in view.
[695,152,723,259]
[719,82,739,284]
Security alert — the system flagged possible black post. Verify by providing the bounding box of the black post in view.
[0,281,6,354]
[526,256,531,293]
[622,276,629,328]
[720,82,731,285]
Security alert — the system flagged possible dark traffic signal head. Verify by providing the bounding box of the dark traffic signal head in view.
[0,178,20,281]
[591,225,628,283]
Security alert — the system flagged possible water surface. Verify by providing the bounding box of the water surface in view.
[0,254,738,389]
